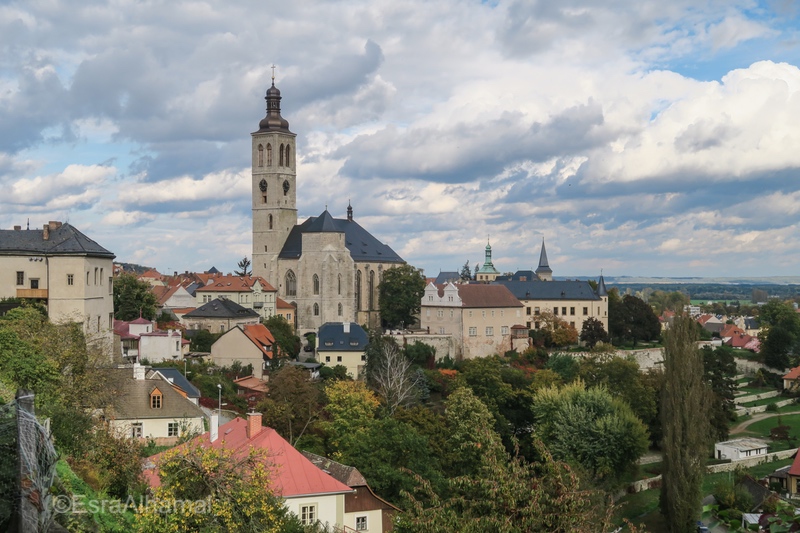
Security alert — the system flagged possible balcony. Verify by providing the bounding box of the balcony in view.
[16,288,48,299]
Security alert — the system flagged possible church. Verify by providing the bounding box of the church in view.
[250,80,405,334]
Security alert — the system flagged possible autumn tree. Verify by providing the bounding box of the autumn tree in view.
[113,272,158,320]
[322,380,380,454]
[660,315,713,532]
[378,264,426,328]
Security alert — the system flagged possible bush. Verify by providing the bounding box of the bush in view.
[766,402,779,412]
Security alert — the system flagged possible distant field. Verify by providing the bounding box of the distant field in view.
[689,299,741,305]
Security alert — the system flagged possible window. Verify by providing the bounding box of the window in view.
[562,307,567,315]
[269,214,273,229]
[583,307,588,315]
[338,274,342,295]
[355,270,362,311]
[168,422,179,437]
[468,327,477,336]
[175,340,180,351]
[151,390,162,409]
[100,268,103,283]
[481,310,486,318]
[262,194,267,203]
[439,327,445,334]
[449,309,454,318]
[325,356,331,362]
[553,307,558,315]
[491,310,495,317]
[361,354,366,361]
[267,143,272,166]
[426,309,430,317]
[313,303,319,316]
[570,307,575,316]
[16,271,24,285]
[535,321,540,329]
[338,303,343,316]
[437,310,443,318]
[257,144,264,167]
[86,271,90,285]
[109,277,113,294]
[285,144,291,167]
[337,355,342,362]
[526,307,531,315]
[30,279,39,289]
[501,326,509,335]
[285,270,297,297]
[534,307,540,315]
[67,274,74,286]
[468,311,473,318]
[131,423,143,439]
[300,505,316,525]
[570,321,575,328]
[368,270,375,309]
[448,295,453,302]
[313,274,320,295]
[94,267,98,285]
[279,144,285,166]
[356,516,367,531]
[486,326,494,336]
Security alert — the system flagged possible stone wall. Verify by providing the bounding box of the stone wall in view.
[735,398,795,417]
[390,333,456,361]
[736,390,781,404]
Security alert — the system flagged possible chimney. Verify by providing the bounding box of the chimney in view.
[133,363,146,380]
[13,225,20,231]
[210,414,219,442]
[174,271,178,277]
[42,224,49,241]
[48,221,62,230]
[343,322,350,334]
[246,412,262,439]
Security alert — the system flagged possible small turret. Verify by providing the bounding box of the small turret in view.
[535,239,552,281]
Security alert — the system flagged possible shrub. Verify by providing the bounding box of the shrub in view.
[766,402,779,412]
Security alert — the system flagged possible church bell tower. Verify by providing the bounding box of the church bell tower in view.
[251,76,297,284]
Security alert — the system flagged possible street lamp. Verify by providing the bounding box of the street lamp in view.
[184,358,191,378]
[217,384,222,419]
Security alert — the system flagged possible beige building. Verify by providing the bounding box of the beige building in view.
[211,323,276,377]
[0,221,115,347]
[195,274,277,320]
[317,322,369,378]
[420,282,524,360]
[250,82,404,334]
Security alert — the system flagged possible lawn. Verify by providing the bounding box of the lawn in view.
[746,413,800,439]
[738,396,786,408]
[737,385,779,395]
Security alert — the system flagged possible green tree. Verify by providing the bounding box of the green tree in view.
[378,264,426,328]
[113,273,158,320]
[580,317,608,348]
[614,294,661,346]
[759,300,800,369]
[702,345,737,442]
[323,380,380,454]
[234,255,252,276]
[263,315,301,358]
[188,329,219,352]
[545,353,580,383]
[256,365,323,445]
[532,381,649,485]
[660,315,713,532]
[460,260,472,282]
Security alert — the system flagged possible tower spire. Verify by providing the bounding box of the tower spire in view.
[535,238,553,281]
[347,200,353,221]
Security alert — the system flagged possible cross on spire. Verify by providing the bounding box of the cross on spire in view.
[271,64,276,85]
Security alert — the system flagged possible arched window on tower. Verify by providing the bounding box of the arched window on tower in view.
[279,144,284,166]
[285,270,297,297]
[368,270,375,310]
[285,145,291,167]
[267,144,272,166]
[313,274,320,295]
[355,270,362,311]
[337,274,342,295]
[338,303,343,316]
[268,214,273,230]
[313,303,319,316]
[257,145,264,167]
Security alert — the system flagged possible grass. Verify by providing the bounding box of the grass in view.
[738,385,779,395]
[746,413,800,439]
[738,396,786,408]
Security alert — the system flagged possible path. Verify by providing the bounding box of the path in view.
[730,412,785,435]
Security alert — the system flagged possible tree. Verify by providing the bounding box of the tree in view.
[134,443,299,532]
[263,315,301,358]
[367,343,423,414]
[702,345,737,442]
[323,380,380,454]
[234,256,252,276]
[113,272,158,320]
[660,315,713,532]
[580,317,608,348]
[256,365,323,445]
[536,310,578,347]
[459,260,472,282]
[759,300,800,369]
[378,264,426,328]
[188,329,219,352]
[532,381,649,485]
[612,294,661,347]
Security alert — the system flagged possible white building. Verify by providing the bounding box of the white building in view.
[714,438,768,461]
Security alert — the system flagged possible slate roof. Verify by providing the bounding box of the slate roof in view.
[104,367,205,420]
[0,223,114,258]
[182,298,260,319]
[494,279,601,301]
[300,451,368,487]
[144,417,353,498]
[496,270,539,282]
[317,322,369,352]
[149,368,201,399]
[434,271,461,285]
[278,211,403,263]
[535,240,552,275]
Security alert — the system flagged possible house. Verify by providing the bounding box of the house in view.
[0,221,115,346]
[725,333,761,352]
[698,314,725,335]
[144,413,354,528]
[233,375,270,407]
[153,281,197,311]
[769,452,800,496]
[317,322,369,378]
[149,367,201,405]
[211,323,276,377]
[714,438,768,461]
[181,297,260,333]
[720,323,746,341]
[276,297,296,329]
[783,366,800,391]
[301,451,400,532]
[105,364,205,445]
[138,268,165,287]
[419,282,524,359]
[113,318,188,363]
[195,274,278,321]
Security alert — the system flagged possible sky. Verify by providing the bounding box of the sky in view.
[2,0,800,278]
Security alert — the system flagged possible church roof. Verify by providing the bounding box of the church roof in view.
[279,211,404,264]
[597,274,608,296]
[434,271,460,284]
[535,240,552,274]
[495,279,601,301]
[0,222,114,258]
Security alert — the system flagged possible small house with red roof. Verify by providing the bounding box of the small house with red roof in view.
[233,375,270,406]
[725,333,761,353]
[783,366,800,391]
[769,451,800,496]
[144,413,353,529]
[211,323,277,377]
[276,297,296,329]
[195,274,278,320]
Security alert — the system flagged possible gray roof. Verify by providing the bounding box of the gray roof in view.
[496,270,539,282]
[300,451,368,487]
[149,368,201,399]
[434,271,460,284]
[317,322,369,352]
[597,275,608,297]
[535,240,552,274]
[182,298,260,319]
[279,211,404,263]
[744,317,759,329]
[0,223,114,258]
[494,279,601,301]
[104,367,205,420]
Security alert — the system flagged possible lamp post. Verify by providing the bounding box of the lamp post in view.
[217,383,222,419]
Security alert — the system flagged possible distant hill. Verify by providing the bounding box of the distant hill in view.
[606,276,800,285]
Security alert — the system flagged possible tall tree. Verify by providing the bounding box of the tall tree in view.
[702,345,737,442]
[660,315,712,532]
[234,256,252,276]
[459,260,472,281]
[262,315,301,358]
[256,365,323,445]
[580,317,608,348]
[367,342,422,414]
[759,300,800,369]
[378,264,426,328]
[113,272,158,320]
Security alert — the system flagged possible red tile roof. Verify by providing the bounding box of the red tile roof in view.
[697,314,714,325]
[240,324,276,359]
[788,451,800,477]
[720,324,745,338]
[195,275,277,293]
[145,417,352,498]
[234,375,269,394]
[433,283,522,308]
[276,297,295,309]
[784,366,800,381]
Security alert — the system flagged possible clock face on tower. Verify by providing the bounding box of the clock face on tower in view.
[259,179,267,192]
